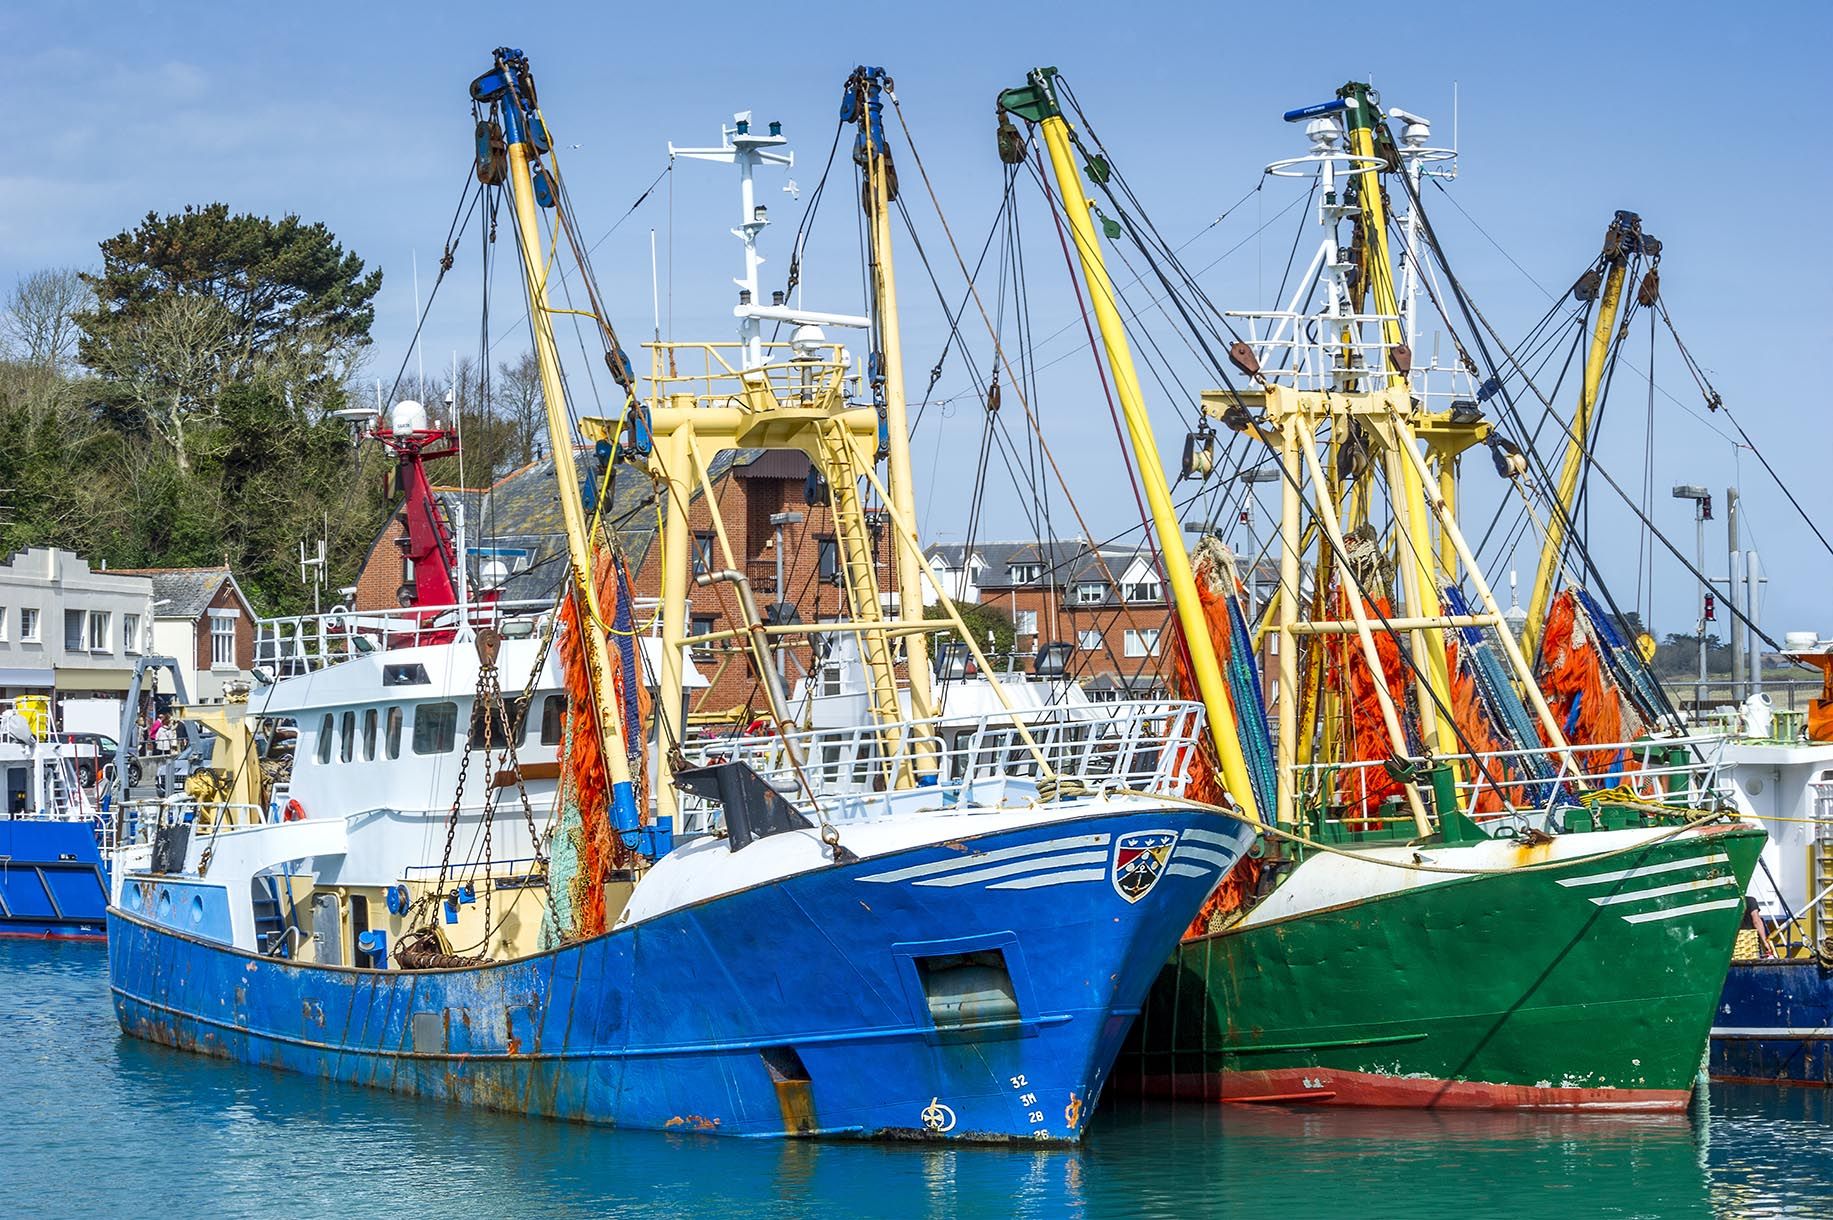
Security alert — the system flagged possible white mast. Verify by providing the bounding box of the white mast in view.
[669,113,867,368]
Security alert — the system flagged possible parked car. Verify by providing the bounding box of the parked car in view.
[53,732,143,788]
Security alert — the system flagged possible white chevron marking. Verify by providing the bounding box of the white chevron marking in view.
[1182,828,1245,850]
[915,850,1110,887]
[1588,875,1739,907]
[987,868,1108,890]
[1620,895,1744,924]
[857,834,1111,884]
[1172,845,1238,871]
[1555,852,1729,888]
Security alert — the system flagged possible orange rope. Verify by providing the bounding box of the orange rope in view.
[554,549,644,938]
[1169,546,1264,939]
[1537,590,1641,774]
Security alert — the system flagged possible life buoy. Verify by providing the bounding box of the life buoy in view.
[282,798,307,822]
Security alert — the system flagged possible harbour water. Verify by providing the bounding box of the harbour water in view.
[5,937,1827,1218]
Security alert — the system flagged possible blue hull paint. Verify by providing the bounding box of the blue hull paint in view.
[1711,960,1833,1086]
[109,807,1247,1140]
[0,819,108,940]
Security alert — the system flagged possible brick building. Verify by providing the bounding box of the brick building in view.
[111,567,258,702]
[353,446,892,720]
[924,538,1285,702]
[924,539,1179,699]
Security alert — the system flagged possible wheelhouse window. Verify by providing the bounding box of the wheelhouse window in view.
[316,713,334,764]
[413,702,458,754]
[539,694,564,746]
[469,696,528,751]
[385,707,403,759]
[339,710,355,762]
[361,708,377,761]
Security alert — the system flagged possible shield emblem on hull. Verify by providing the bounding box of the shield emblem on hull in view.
[1112,830,1178,903]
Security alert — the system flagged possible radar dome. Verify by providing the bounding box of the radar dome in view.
[390,400,430,435]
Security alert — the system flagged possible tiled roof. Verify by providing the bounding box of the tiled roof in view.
[436,447,784,603]
[924,538,1149,589]
[110,566,239,618]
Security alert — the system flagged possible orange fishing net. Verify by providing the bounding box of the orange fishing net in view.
[1169,546,1263,940]
[1326,593,1409,828]
[553,550,647,938]
[1536,590,1641,775]
[1445,641,1516,816]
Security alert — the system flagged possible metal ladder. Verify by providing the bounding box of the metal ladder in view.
[1811,781,1833,949]
[814,420,906,773]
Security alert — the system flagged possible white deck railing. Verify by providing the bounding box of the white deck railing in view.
[1288,734,1736,831]
[254,599,556,673]
[677,699,1207,834]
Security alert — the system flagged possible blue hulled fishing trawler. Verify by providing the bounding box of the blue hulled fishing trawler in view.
[104,50,1253,1141]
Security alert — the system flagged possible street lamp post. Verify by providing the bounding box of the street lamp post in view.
[768,510,805,683]
[1672,485,1711,712]
[1240,466,1282,621]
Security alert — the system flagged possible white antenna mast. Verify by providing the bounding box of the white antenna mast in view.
[669,112,867,368]
[412,250,426,403]
[649,227,662,345]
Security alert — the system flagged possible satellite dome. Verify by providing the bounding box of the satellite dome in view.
[390,400,430,435]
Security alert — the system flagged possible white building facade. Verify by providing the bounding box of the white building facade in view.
[0,547,154,705]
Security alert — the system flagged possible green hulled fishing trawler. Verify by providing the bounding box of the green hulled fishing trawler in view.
[996,70,1762,1109]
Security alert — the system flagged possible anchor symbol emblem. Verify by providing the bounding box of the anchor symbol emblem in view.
[920,1096,957,1132]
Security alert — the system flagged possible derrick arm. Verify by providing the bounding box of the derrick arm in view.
[998,68,1261,827]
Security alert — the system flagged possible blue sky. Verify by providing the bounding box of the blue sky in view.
[6,0,1828,640]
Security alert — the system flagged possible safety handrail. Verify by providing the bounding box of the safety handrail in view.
[677,699,1207,834]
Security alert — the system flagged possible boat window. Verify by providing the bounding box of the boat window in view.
[539,694,565,746]
[413,702,458,755]
[468,696,528,751]
[384,663,431,687]
[385,707,403,760]
[316,713,334,765]
[362,708,377,761]
[339,711,356,762]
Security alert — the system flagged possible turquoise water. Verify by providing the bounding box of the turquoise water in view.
[5,938,1829,1219]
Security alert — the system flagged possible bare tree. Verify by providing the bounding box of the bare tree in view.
[92,294,233,471]
[2,269,91,369]
[497,351,544,466]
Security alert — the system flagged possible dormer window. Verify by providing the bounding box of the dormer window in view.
[1073,582,1106,605]
[1126,581,1162,604]
[1007,563,1043,585]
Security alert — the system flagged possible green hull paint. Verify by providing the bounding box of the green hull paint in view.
[1117,825,1765,1107]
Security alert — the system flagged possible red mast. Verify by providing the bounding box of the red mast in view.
[374,400,461,609]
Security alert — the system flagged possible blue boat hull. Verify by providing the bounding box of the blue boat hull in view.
[1711,959,1833,1086]
[109,806,1248,1140]
[0,819,108,940]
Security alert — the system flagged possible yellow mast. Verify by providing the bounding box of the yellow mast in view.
[1341,84,1453,759]
[999,68,1261,826]
[486,58,642,833]
[1522,212,1644,657]
[851,68,939,732]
